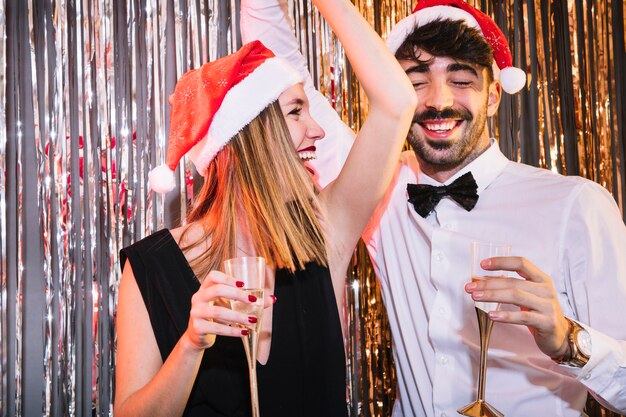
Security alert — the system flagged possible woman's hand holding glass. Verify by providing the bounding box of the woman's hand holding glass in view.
[184,270,273,351]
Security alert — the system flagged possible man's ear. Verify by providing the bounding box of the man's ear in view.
[487,81,502,117]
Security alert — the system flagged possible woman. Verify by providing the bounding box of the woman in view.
[114,0,415,415]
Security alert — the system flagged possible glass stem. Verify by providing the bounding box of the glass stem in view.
[242,333,261,417]
[475,307,494,402]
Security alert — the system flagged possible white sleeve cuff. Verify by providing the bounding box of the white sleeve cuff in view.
[567,323,626,413]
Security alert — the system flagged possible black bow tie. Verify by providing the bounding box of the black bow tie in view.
[407,171,479,217]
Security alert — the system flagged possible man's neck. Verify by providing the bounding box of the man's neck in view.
[418,163,464,183]
[417,141,492,183]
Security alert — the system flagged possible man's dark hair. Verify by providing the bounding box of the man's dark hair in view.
[395,18,495,81]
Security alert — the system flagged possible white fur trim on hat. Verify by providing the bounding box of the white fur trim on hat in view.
[386,6,480,54]
[188,57,304,175]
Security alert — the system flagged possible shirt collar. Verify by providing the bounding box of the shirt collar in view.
[418,139,509,194]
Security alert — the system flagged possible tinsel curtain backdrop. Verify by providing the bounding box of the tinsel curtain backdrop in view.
[1,0,624,416]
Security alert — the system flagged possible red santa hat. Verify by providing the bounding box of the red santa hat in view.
[149,40,304,193]
[386,0,526,94]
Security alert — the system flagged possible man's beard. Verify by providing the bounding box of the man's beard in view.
[408,105,488,171]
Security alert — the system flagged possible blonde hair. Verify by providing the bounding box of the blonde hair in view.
[181,101,327,279]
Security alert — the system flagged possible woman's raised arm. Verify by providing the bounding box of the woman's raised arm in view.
[315,0,416,270]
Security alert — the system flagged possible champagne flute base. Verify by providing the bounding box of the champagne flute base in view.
[457,308,500,417]
[457,400,504,417]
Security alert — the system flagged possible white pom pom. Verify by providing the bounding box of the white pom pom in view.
[149,164,176,194]
[499,66,527,94]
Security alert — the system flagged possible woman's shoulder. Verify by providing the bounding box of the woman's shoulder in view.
[120,227,201,285]
[120,225,202,269]
[122,229,173,254]
[169,222,207,245]
[169,222,211,262]
[168,225,185,244]
[120,229,179,271]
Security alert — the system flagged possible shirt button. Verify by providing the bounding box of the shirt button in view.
[443,223,453,230]
[437,355,449,365]
[438,307,447,315]
[441,413,448,417]
[435,252,444,262]
[583,373,591,380]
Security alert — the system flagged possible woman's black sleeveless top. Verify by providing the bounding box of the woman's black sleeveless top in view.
[120,229,348,417]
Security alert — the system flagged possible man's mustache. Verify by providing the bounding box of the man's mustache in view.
[413,108,472,123]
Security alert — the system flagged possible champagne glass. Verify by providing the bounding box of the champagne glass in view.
[224,256,266,417]
[458,241,511,417]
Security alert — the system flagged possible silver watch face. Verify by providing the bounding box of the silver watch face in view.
[576,329,592,356]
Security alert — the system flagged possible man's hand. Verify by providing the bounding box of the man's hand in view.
[464,256,571,359]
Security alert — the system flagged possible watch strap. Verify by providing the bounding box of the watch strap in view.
[553,317,590,368]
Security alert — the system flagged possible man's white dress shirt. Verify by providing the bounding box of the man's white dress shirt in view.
[363,144,626,416]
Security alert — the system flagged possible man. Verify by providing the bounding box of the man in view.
[241,0,626,415]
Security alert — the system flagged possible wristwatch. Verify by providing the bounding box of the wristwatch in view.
[554,317,591,368]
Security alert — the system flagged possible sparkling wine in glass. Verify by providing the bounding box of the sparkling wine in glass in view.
[458,241,511,417]
[224,256,266,417]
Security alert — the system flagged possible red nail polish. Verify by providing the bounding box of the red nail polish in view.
[241,329,249,336]
[248,316,258,324]
[248,294,257,302]
[236,281,244,288]
[270,294,277,304]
